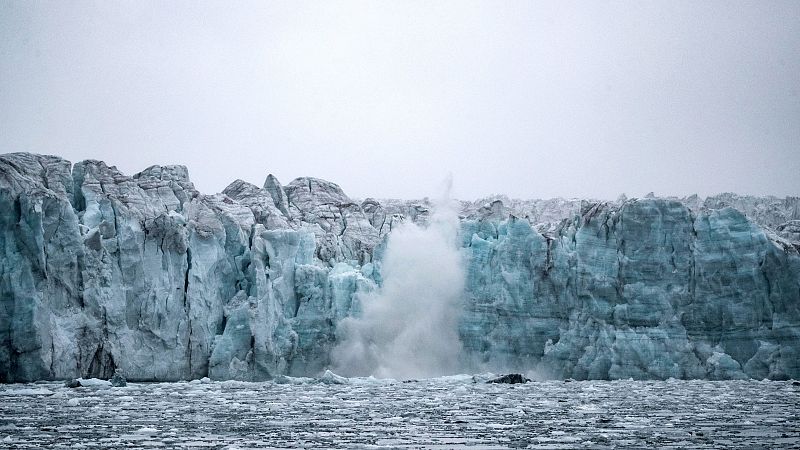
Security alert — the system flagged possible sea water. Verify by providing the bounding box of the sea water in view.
[1,376,798,449]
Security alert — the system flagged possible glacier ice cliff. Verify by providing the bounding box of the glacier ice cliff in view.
[1,152,798,382]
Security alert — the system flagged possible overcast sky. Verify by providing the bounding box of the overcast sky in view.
[1,1,798,200]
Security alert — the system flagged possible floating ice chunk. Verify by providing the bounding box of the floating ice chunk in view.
[0,387,53,396]
[273,375,315,385]
[433,374,476,383]
[349,375,396,385]
[75,378,112,388]
[318,370,349,385]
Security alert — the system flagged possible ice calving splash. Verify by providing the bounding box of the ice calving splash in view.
[331,177,466,379]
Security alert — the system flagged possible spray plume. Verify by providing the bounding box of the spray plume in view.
[331,176,465,379]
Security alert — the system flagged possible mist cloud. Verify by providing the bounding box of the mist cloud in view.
[331,186,465,379]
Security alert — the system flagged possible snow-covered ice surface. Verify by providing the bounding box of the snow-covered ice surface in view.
[0,377,798,449]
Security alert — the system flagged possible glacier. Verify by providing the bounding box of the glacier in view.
[0,152,798,382]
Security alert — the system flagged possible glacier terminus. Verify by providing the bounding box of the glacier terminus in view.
[1,152,799,383]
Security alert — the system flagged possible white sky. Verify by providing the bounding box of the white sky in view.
[1,1,798,200]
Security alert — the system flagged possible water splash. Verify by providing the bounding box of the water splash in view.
[331,177,465,379]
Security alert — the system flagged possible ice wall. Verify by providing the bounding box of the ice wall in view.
[1,153,798,381]
[460,201,800,379]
